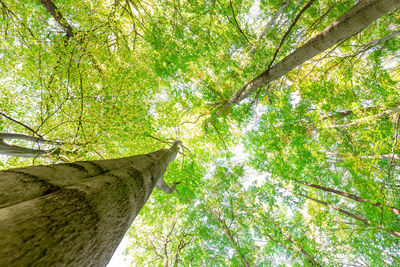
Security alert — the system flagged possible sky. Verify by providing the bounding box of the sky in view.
[108,236,131,267]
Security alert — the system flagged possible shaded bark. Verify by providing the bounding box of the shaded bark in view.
[0,142,180,266]
[36,0,104,73]
[37,0,73,38]
[227,0,400,105]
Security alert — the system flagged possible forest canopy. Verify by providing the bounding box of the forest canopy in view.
[1,0,399,265]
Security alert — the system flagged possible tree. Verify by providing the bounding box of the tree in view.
[0,142,180,266]
[224,0,400,107]
[0,132,61,158]
[1,0,399,265]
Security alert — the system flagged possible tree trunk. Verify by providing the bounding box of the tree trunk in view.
[275,225,320,267]
[0,142,180,266]
[298,192,400,238]
[228,0,400,105]
[294,179,400,216]
[0,133,61,158]
[37,0,73,38]
[217,217,250,267]
[324,151,400,161]
[328,105,400,128]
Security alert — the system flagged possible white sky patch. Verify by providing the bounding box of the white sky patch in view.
[241,166,267,189]
[107,236,131,267]
[243,0,263,33]
[290,90,301,108]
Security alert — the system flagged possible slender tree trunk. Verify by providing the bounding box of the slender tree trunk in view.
[0,133,61,158]
[0,142,180,266]
[275,225,320,267]
[0,139,60,158]
[36,0,103,73]
[227,0,400,105]
[217,217,250,267]
[324,151,400,161]
[262,217,320,266]
[241,0,289,63]
[37,0,73,38]
[298,192,400,238]
[328,105,400,128]
[294,179,400,216]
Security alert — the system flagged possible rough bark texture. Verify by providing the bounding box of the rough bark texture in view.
[0,142,180,266]
[229,0,400,105]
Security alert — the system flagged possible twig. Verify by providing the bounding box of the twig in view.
[0,111,43,138]
[229,0,251,45]
[265,0,316,72]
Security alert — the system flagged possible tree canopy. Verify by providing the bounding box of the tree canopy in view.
[1,0,399,265]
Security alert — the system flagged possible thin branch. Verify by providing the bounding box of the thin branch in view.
[265,0,316,72]
[243,0,289,61]
[229,0,251,45]
[0,111,43,138]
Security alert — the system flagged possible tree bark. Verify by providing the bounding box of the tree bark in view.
[0,133,61,158]
[228,0,400,105]
[0,142,180,266]
[0,139,60,158]
[241,0,289,63]
[36,0,104,73]
[217,217,250,267]
[37,0,73,38]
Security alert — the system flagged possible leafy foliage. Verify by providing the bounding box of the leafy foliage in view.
[1,0,399,265]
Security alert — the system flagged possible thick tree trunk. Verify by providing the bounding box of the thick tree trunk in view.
[0,142,180,266]
[228,0,400,105]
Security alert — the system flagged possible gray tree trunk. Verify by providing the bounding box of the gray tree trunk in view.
[228,0,400,105]
[0,142,180,266]
[0,133,61,158]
